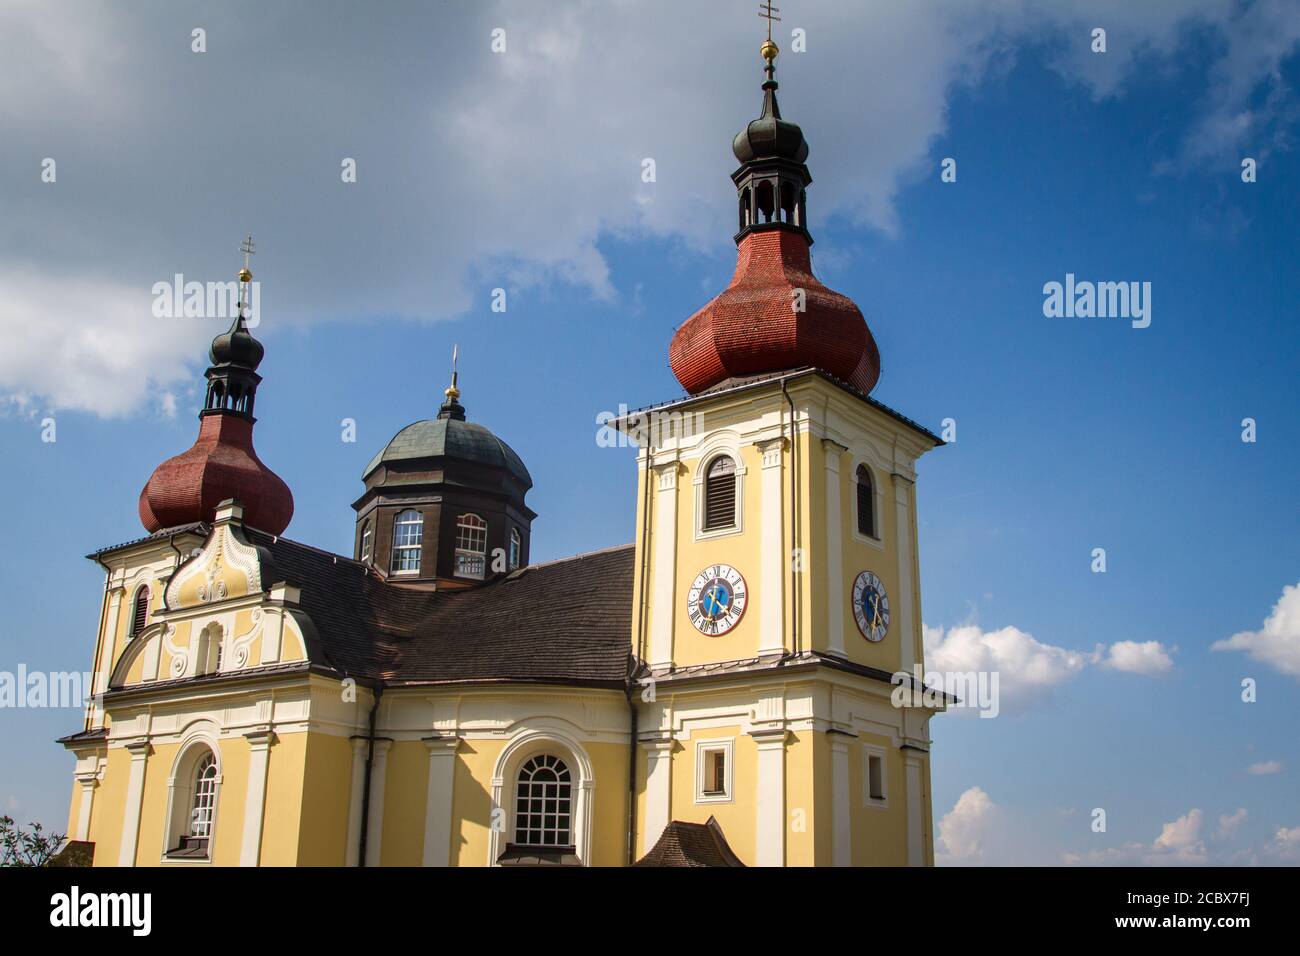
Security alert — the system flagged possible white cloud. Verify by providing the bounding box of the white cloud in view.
[1218,807,1248,838]
[1247,760,1283,776]
[1066,808,1209,866]
[0,265,209,417]
[1099,639,1176,676]
[1212,581,1300,679]
[936,786,997,865]
[2,1,1297,415]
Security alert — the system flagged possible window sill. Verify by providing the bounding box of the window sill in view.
[852,530,885,552]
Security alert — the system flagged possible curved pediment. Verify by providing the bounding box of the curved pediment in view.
[165,521,274,610]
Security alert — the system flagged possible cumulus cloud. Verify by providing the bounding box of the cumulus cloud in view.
[1247,760,1283,776]
[936,786,998,865]
[1212,581,1300,679]
[1218,808,1248,838]
[2,0,1297,415]
[923,623,1172,712]
[1098,639,1176,675]
[1066,808,1209,866]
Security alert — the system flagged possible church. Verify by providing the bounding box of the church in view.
[59,36,945,867]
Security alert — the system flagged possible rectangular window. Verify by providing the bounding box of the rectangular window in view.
[864,746,888,806]
[695,739,734,803]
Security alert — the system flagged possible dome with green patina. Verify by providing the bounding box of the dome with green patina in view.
[363,415,532,487]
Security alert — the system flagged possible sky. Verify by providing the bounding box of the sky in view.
[1,0,1297,865]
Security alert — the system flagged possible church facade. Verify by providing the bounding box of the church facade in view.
[60,41,944,867]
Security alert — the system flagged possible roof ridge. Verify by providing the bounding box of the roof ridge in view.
[246,529,371,571]
[513,542,635,575]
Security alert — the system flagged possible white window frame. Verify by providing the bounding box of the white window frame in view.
[863,743,889,809]
[512,753,575,849]
[693,447,746,541]
[850,456,885,551]
[161,737,222,864]
[509,527,521,570]
[454,513,487,580]
[391,509,423,575]
[359,520,372,563]
[694,737,735,804]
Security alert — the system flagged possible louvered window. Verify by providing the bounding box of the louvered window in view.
[130,586,150,637]
[703,456,737,531]
[856,465,876,538]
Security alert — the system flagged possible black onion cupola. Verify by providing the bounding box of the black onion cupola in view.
[731,37,812,243]
[353,350,534,588]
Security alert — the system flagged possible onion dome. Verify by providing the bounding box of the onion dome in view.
[138,239,294,535]
[363,415,532,488]
[668,41,881,396]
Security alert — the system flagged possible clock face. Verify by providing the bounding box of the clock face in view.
[852,571,890,642]
[687,564,748,636]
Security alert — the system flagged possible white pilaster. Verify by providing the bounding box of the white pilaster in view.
[364,739,393,867]
[90,588,124,727]
[649,462,680,668]
[421,735,461,867]
[117,741,151,867]
[640,737,674,854]
[829,733,852,866]
[757,439,786,655]
[239,730,275,866]
[823,440,847,657]
[904,749,925,866]
[344,737,368,867]
[749,728,788,866]
[892,474,917,671]
[73,767,100,842]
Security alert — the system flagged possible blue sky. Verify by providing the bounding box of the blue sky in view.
[0,0,1297,864]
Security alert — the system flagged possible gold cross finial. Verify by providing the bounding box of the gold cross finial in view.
[238,235,255,283]
[757,1,781,42]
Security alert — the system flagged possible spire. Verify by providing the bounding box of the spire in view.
[138,235,294,535]
[438,344,466,421]
[731,12,811,244]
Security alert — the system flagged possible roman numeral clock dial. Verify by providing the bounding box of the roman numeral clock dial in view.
[687,564,747,635]
[852,570,890,642]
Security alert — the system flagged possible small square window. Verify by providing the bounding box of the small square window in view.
[695,739,734,804]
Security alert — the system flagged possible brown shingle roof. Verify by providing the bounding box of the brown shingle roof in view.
[243,530,634,687]
[634,817,746,867]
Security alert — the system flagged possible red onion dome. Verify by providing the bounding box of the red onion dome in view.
[669,229,881,395]
[138,413,294,535]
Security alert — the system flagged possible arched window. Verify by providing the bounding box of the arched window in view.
[509,527,521,571]
[191,752,218,839]
[756,181,775,223]
[856,465,876,538]
[129,585,150,637]
[455,513,487,580]
[514,754,572,848]
[703,455,738,531]
[392,509,423,574]
[359,520,372,563]
[780,181,796,223]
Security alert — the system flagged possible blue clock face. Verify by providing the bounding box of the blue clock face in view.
[687,564,747,635]
[852,571,890,642]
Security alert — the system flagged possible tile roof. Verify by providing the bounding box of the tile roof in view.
[243,530,635,687]
[634,817,745,867]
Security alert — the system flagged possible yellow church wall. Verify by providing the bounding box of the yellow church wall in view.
[785,729,817,866]
[667,723,757,862]
[847,731,908,866]
[670,442,773,668]
[296,732,354,866]
[450,736,502,866]
[257,731,306,865]
[585,740,630,867]
[379,740,429,867]
[88,745,131,866]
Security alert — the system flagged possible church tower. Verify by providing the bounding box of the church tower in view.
[622,36,944,866]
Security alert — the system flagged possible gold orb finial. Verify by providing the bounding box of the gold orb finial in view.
[761,39,779,62]
[238,266,252,283]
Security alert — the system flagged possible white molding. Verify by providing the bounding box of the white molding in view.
[823,439,848,657]
[363,739,392,867]
[904,751,925,866]
[891,474,916,670]
[748,727,788,867]
[159,726,221,865]
[649,460,680,668]
[692,438,747,542]
[117,740,151,866]
[345,737,368,867]
[693,736,735,805]
[640,735,674,854]
[848,455,886,552]
[238,729,274,866]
